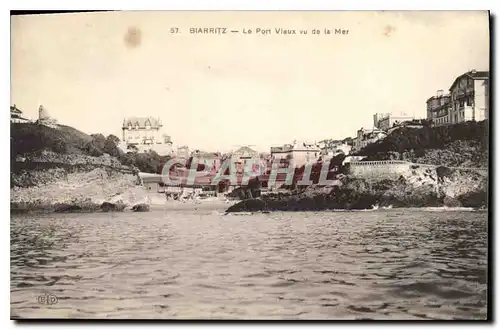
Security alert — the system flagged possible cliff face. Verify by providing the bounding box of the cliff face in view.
[11,151,148,213]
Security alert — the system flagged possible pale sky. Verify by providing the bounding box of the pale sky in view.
[11,11,489,152]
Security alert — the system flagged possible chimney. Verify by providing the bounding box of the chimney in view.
[471,69,477,74]
[437,90,444,97]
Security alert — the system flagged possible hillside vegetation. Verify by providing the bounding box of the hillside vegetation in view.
[11,123,170,173]
[356,121,488,168]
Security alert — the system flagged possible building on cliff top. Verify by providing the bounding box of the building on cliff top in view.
[373,112,415,131]
[426,69,489,127]
[352,127,387,153]
[10,105,31,123]
[448,69,489,124]
[426,90,451,127]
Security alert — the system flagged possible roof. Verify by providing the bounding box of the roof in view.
[271,145,292,153]
[358,127,384,134]
[10,105,22,114]
[123,116,162,129]
[426,94,451,104]
[232,146,258,157]
[10,114,29,120]
[449,70,489,91]
[191,150,220,158]
[291,141,320,151]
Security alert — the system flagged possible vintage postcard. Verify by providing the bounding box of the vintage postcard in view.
[10,10,490,320]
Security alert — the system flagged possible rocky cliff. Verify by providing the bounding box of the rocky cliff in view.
[226,165,488,212]
[11,151,149,213]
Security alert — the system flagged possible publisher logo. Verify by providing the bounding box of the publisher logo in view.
[37,294,58,305]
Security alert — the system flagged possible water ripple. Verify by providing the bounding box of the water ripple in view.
[11,208,487,319]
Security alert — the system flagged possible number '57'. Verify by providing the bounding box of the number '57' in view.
[170,28,179,34]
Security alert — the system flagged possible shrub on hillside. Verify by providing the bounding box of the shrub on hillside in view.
[12,123,176,174]
[11,123,89,156]
[357,121,488,157]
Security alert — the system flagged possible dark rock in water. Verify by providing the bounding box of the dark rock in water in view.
[226,198,266,212]
[54,203,82,213]
[101,202,126,212]
[457,189,487,208]
[132,203,150,212]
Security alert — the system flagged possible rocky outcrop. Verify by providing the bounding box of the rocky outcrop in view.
[132,203,150,212]
[11,154,148,213]
[226,166,487,212]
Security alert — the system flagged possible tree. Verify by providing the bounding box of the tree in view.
[84,140,104,157]
[103,139,119,157]
[90,134,106,150]
[107,134,121,146]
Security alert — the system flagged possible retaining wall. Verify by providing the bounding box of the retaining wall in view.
[348,160,488,180]
[348,160,412,180]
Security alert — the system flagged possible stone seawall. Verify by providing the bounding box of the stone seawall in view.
[348,160,488,181]
[348,160,412,181]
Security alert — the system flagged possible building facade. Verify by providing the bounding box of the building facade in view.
[270,141,320,168]
[190,150,221,174]
[270,144,293,161]
[448,70,489,124]
[10,105,31,123]
[373,113,391,129]
[353,127,387,152]
[426,90,451,126]
[176,145,190,160]
[375,112,415,131]
[122,116,173,156]
[319,141,352,157]
[230,146,260,173]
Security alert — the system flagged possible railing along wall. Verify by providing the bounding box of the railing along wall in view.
[349,160,410,166]
[348,160,487,171]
